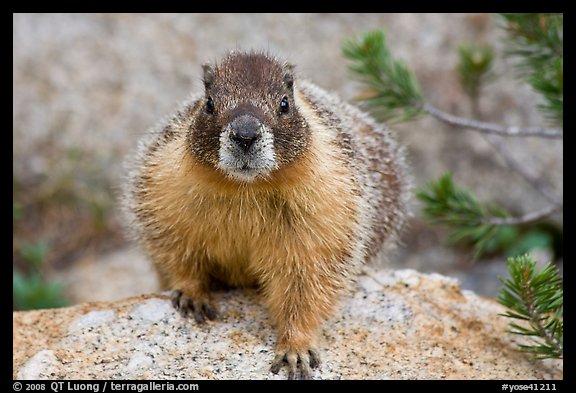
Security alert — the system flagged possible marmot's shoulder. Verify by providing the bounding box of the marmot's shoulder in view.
[296,78,408,179]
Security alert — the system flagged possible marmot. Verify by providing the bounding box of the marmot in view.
[123,51,409,379]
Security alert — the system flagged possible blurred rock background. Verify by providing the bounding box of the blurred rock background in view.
[13,13,562,306]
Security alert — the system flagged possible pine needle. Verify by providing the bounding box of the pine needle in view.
[498,254,563,359]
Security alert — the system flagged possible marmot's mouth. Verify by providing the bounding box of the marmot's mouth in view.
[221,166,268,183]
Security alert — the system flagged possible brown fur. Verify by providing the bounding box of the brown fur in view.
[123,52,409,379]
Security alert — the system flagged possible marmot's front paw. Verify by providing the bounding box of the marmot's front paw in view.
[270,347,321,380]
[171,290,218,323]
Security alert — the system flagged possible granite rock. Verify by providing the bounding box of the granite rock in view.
[13,269,562,380]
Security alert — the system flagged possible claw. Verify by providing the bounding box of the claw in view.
[270,354,286,374]
[170,290,217,324]
[308,348,321,369]
[171,290,183,309]
[192,302,206,324]
[270,348,320,380]
[202,302,218,320]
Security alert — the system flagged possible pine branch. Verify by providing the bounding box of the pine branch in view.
[416,173,509,258]
[417,173,561,258]
[484,203,562,226]
[346,23,563,260]
[421,103,562,139]
[454,42,563,223]
[343,29,562,138]
[342,30,424,123]
[499,13,563,126]
[481,134,562,204]
[457,42,494,113]
[499,14,563,65]
[498,254,563,359]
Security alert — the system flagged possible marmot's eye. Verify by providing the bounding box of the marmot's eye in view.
[279,96,289,113]
[206,96,215,114]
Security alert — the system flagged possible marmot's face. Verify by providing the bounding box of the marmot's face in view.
[189,53,310,183]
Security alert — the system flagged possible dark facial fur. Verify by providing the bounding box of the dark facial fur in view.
[189,52,310,182]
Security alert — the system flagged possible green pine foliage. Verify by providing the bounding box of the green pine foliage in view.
[342,17,562,260]
[417,174,559,260]
[342,30,424,123]
[457,43,494,102]
[416,173,510,258]
[343,14,562,362]
[499,13,563,125]
[343,15,563,128]
[498,254,563,359]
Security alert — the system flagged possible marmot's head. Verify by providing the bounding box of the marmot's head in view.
[189,52,310,183]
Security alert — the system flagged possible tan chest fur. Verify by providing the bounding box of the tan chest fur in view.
[137,98,361,287]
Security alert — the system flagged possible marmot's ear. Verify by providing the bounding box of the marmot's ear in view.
[202,63,215,90]
[283,63,295,91]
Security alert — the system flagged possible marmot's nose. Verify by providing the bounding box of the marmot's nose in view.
[230,115,262,152]
[231,131,258,152]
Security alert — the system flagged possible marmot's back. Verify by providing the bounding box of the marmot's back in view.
[123,52,409,379]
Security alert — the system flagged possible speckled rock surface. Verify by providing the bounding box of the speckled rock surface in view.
[13,269,562,380]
